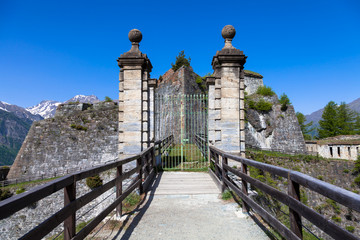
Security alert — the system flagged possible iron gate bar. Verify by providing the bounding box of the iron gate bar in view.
[155,93,209,170]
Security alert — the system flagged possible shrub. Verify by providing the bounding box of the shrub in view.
[0,188,13,200]
[343,169,349,173]
[222,190,233,200]
[86,175,103,189]
[70,124,87,131]
[123,192,141,212]
[331,215,341,222]
[317,175,324,180]
[346,226,355,233]
[195,76,203,84]
[171,50,191,72]
[354,175,360,186]
[352,157,360,175]
[279,93,291,111]
[256,85,275,96]
[16,187,25,194]
[255,99,273,112]
[104,96,113,102]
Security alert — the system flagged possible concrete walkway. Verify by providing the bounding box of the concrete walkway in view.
[93,172,269,240]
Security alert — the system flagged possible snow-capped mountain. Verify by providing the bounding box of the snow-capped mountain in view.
[26,100,61,119]
[65,95,100,104]
[0,101,43,122]
[26,95,101,119]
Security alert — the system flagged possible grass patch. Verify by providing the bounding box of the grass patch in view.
[123,192,141,213]
[222,190,233,200]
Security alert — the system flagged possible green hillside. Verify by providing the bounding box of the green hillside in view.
[0,110,32,166]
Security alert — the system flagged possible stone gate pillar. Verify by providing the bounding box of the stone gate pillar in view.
[208,25,247,157]
[117,29,152,158]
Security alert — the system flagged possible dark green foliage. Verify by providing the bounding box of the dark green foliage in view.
[279,93,291,111]
[249,99,273,112]
[337,102,356,135]
[326,199,341,214]
[159,75,163,81]
[354,175,360,186]
[86,175,103,189]
[16,187,25,194]
[331,215,342,222]
[70,124,87,131]
[318,101,338,139]
[104,96,113,102]
[296,112,314,140]
[256,85,275,96]
[195,76,203,84]
[171,50,191,72]
[346,226,355,233]
[352,156,360,175]
[318,101,358,139]
[0,188,13,200]
[123,192,141,212]
[221,190,233,200]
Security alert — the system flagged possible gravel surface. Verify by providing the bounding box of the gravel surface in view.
[116,194,270,240]
[90,172,270,240]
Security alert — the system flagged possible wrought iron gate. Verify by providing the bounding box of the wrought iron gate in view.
[155,94,208,170]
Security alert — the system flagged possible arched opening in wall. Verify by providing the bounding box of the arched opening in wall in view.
[330,147,333,157]
[348,147,351,157]
[337,147,341,157]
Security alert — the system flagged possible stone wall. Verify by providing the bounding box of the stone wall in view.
[7,102,119,179]
[244,74,263,95]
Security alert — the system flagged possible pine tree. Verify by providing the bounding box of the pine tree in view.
[171,50,191,72]
[296,112,314,140]
[354,114,360,134]
[318,101,338,139]
[336,102,356,135]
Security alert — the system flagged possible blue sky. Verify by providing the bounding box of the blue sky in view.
[0,0,359,115]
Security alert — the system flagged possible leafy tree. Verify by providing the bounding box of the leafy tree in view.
[336,102,356,135]
[104,96,113,102]
[296,112,314,140]
[318,101,338,139]
[279,93,291,111]
[171,50,191,72]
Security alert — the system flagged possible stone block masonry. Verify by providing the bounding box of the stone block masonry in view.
[7,102,118,179]
[209,25,247,156]
[117,29,152,159]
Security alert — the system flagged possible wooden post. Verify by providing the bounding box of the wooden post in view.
[137,156,144,194]
[152,146,157,174]
[241,163,250,213]
[288,176,303,239]
[64,181,76,240]
[116,165,123,217]
[214,152,220,178]
[221,155,228,192]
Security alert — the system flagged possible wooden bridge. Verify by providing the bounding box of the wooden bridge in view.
[1,136,360,240]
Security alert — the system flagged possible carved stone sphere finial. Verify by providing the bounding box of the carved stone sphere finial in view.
[221,25,236,40]
[128,29,142,43]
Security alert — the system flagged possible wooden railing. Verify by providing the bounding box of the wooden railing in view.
[209,146,360,240]
[0,137,172,240]
[194,133,208,158]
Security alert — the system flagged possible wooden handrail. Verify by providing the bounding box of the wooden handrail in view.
[209,146,360,240]
[0,139,167,240]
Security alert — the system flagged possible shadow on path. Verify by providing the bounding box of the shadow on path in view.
[111,172,163,240]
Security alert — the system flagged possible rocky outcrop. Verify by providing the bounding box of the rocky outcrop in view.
[245,93,307,154]
[7,102,118,179]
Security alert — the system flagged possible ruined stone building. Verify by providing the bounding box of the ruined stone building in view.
[306,135,360,160]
